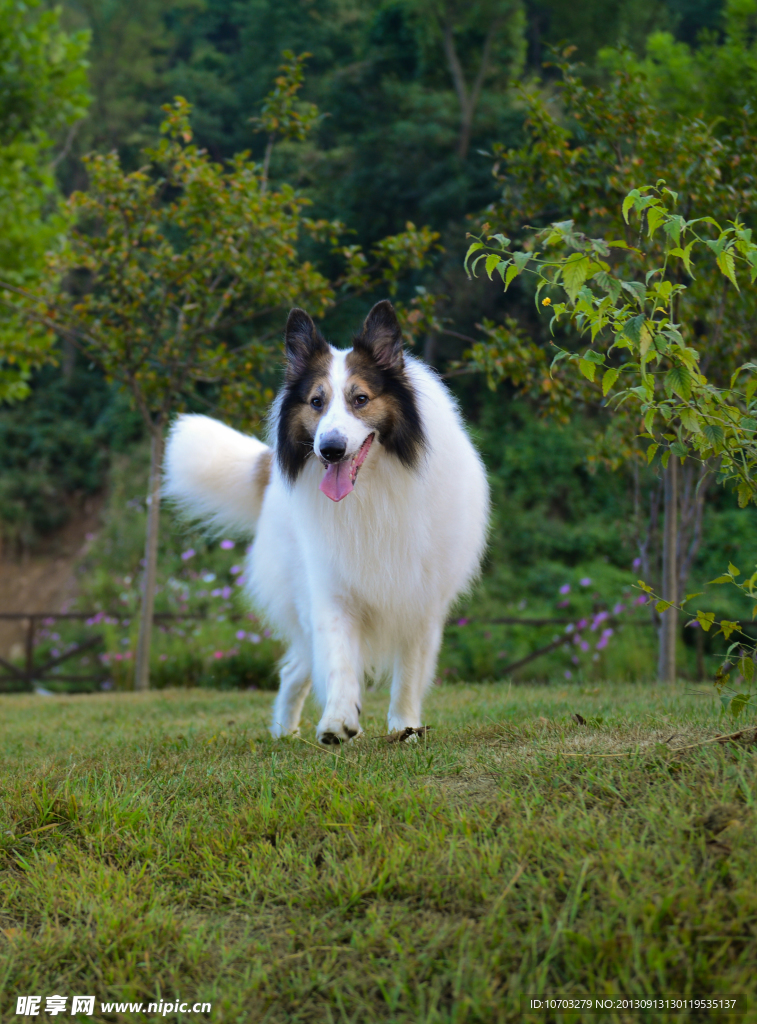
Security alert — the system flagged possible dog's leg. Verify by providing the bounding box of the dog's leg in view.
[387,621,443,733]
[311,606,363,745]
[270,648,312,738]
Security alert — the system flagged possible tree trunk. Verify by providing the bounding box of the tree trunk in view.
[134,425,164,691]
[658,456,678,682]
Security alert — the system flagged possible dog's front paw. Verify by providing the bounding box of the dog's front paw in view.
[317,705,362,745]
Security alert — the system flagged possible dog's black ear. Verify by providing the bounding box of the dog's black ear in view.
[355,300,404,370]
[285,308,328,376]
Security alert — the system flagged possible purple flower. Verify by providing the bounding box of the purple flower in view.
[571,655,580,665]
[457,618,469,627]
[230,565,242,575]
[220,539,235,550]
[559,583,571,595]
[250,633,261,644]
[632,557,642,570]
[235,577,246,587]
[213,651,224,659]
[101,680,114,691]
[613,603,624,615]
[159,654,167,661]
[591,611,609,631]
[634,595,648,606]
[580,641,590,653]
[576,618,588,630]
[221,586,232,600]
[181,548,195,561]
[557,599,570,608]
[564,670,572,679]
[236,630,246,641]
[596,631,612,650]
[580,577,592,587]
[211,588,222,597]
[51,648,60,658]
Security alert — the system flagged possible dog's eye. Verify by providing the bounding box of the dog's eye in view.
[354,394,369,408]
[311,396,323,410]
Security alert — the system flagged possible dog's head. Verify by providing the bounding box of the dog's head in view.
[277,300,425,501]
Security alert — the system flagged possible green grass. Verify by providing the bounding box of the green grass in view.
[1,681,756,1023]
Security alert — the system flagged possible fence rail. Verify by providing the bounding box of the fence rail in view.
[0,611,205,691]
[1,607,739,692]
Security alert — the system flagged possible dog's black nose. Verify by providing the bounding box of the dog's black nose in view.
[319,432,347,463]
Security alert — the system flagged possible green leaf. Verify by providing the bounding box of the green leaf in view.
[647,206,666,238]
[646,441,659,464]
[709,575,733,584]
[578,358,596,381]
[637,580,654,594]
[484,254,501,279]
[656,599,673,613]
[681,240,695,276]
[702,423,725,449]
[602,367,619,395]
[464,241,484,275]
[620,280,646,305]
[665,365,692,401]
[622,190,640,224]
[623,314,645,344]
[729,693,751,719]
[728,562,741,577]
[593,270,622,302]
[679,407,701,433]
[696,610,716,631]
[720,619,740,641]
[495,259,511,281]
[504,262,519,290]
[717,248,739,291]
[562,253,591,302]
[583,349,605,364]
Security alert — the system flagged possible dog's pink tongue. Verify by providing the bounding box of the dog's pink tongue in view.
[320,461,354,502]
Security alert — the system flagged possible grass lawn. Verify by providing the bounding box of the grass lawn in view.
[1,681,756,1023]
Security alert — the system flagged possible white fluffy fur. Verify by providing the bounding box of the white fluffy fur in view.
[163,414,270,534]
[163,353,489,742]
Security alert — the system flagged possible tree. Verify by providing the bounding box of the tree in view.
[411,0,524,159]
[2,68,438,689]
[463,47,757,679]
[466,183,757,681]
[0,0,89,402]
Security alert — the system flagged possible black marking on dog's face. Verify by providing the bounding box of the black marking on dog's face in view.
[278,308,332,482]
[348,300,426,468]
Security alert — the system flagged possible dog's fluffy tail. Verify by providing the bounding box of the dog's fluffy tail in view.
[163,414,273,536]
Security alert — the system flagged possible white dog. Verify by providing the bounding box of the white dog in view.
[163,301,489,743]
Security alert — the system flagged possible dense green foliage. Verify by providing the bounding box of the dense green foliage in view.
[0,0,89,401]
